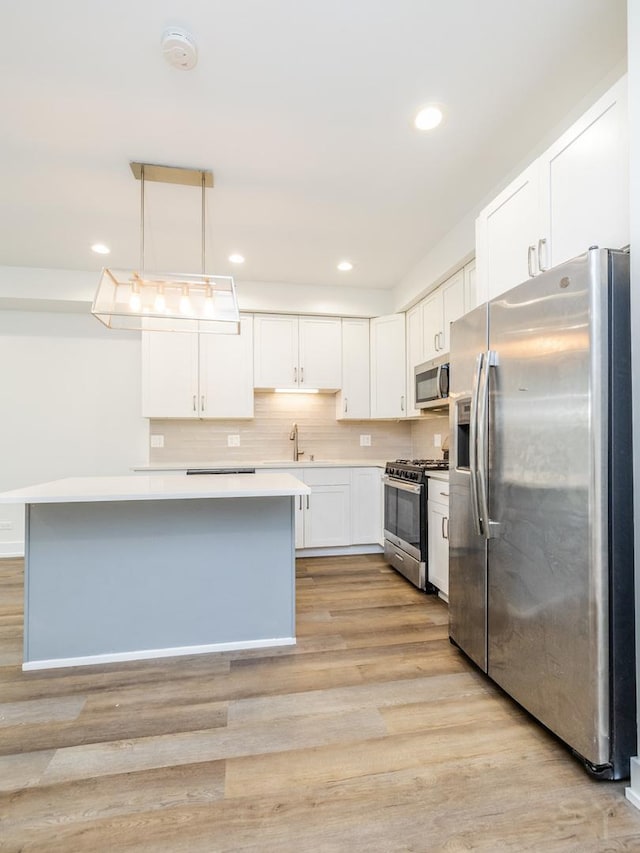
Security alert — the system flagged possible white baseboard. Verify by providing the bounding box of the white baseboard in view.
[296,544,383,557]
[23,636,296,671]
[0,541,24,558]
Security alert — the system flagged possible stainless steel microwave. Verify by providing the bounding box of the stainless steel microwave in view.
[415,356,449,409]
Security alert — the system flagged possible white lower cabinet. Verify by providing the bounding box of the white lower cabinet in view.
[274,466,383,549]
[427,479,449,597]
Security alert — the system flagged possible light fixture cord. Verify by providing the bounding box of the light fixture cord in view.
[201,170,206,276]
[140,164,145,274]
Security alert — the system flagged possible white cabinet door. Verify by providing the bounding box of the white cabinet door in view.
[370,314,406,419]
[253,314,298,389]
[253,314,341,390]
[298,316,342,389]
[141,331,199,418]
[199,315,254,419]
[463,260,477,312]
[476,160,541,304]
[336,318,370,420]
[405,304,424,417]
[540,76,628,269]
[441,270,465,353]
[428,501,449,597]
[428,479,450,596]
[421,289,443,362]
[350,468,383,544]
[304,484,351,547]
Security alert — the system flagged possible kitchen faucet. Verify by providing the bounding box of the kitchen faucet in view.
[289,422,304,461]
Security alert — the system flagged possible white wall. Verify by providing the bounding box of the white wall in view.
[0,266,393,319]
[0,310,148,556]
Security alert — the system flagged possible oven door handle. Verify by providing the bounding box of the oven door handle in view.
[382,475,422,495]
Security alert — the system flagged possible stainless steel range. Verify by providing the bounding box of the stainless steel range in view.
[383,458,448,591]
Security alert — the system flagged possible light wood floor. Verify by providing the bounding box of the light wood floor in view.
[1,554,640,852]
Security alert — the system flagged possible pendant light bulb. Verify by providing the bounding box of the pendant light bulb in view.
[129,283,142,312]
[154,286,166,313]
[179,286,192,315]
[204,286,215,318]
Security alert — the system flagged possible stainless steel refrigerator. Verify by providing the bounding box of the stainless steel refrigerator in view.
[449,248,635,780]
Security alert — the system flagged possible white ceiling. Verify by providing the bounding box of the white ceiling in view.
[0,0,627,290]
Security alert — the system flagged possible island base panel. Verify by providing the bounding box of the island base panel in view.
[24,496,295,668]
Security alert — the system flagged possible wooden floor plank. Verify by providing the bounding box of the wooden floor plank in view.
[1,553,640,852]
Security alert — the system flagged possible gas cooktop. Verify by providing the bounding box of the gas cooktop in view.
[385,458,449,481]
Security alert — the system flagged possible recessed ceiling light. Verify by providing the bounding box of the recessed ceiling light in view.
[229,253,245,264]
[91,243,110,255]
[337,261,353,272]
[415,105,443,131]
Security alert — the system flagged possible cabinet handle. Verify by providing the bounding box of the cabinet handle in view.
[201,395,205,412]
[442,517,446,539]
[301,366,304,383]
[527,244,536,277]
[344,398,348,413]
[440,491,449,498]
[434,333,439,352]
[299,495,302,510]
[294,366,297,384]
[306,495,310,510]
[438,331,444,350]
[192,395,197,412]
[538,238,548,272]
[401,395,405,412]
[445,517,449,540]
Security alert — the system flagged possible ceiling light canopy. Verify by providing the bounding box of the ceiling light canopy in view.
[337,260,353,271]
[229,253,245,264]
[92,163,240,334]
[415,105,444,131]
[91,243,110,255]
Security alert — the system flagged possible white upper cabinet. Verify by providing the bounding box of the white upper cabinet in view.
[142,315,254,419]
[142,331,199,418]
[370,313,406,419]
[476,161,541,303]
[199,315,254,418]
[405,266,468,415]
[421,269,466,361]
[298,317,342,389]
[405,303,424,417]
[421,289,444,363]
[253,314,341,390]
[440,270,465,353]
[539,76,628,269]
[336,318,370,420]
[463,260,477,312]
[476,76,628,303]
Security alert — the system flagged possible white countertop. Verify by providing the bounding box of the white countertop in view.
[133,459,387,471]
[0,473,310,505]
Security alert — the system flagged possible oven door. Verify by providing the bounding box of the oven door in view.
[383,475,424,561]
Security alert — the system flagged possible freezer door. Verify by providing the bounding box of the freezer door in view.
[486,250,610,767]
[449,304,488,671]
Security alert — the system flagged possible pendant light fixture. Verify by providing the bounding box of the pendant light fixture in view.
[91,163,240,334]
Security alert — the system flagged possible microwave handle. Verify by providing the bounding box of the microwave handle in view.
[435,364,442,393]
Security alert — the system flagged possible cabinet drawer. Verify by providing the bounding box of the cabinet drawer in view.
[304,467,351,486]
[428,479,449,504]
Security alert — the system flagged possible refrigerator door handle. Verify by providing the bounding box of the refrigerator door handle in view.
[477,349,499,539]
[469,352,484,536]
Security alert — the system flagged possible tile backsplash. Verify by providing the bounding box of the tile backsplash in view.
[411,412,450,459]
[149,392,414,464]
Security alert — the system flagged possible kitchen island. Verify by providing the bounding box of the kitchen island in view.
[0,473,309,671]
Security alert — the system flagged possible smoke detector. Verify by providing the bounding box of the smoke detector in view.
[161,27,198,71]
